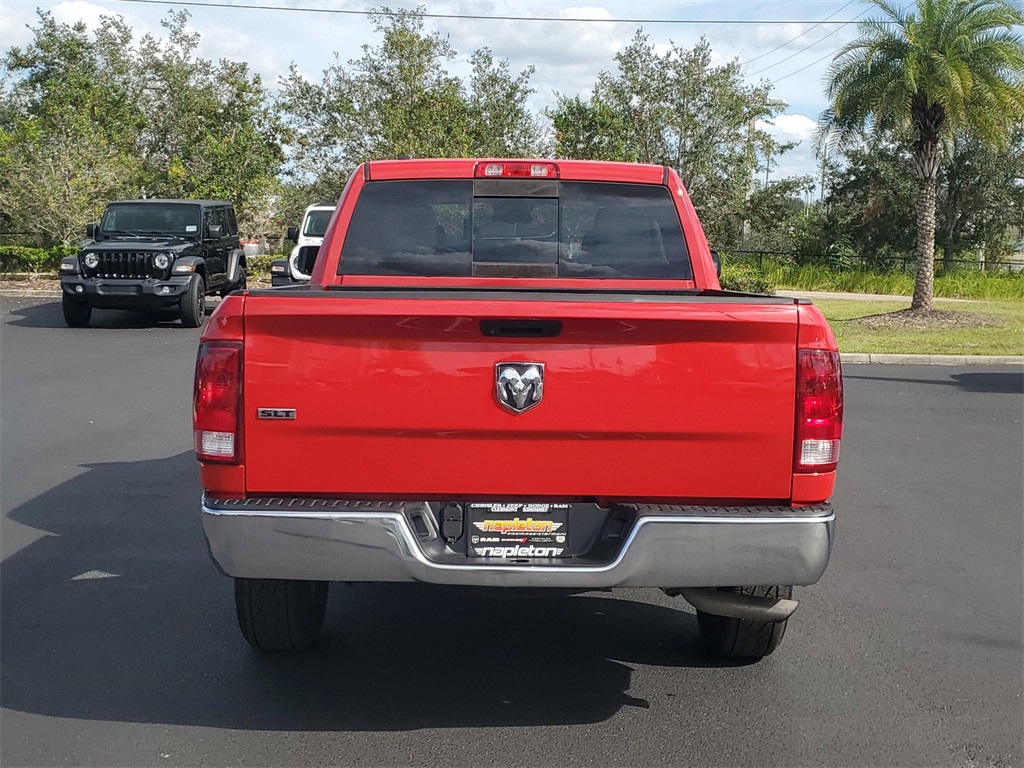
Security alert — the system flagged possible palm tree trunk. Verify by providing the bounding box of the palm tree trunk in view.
[910,97,944,311]
[913,173,937,310]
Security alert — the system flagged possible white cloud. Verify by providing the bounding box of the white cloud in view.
[3,0,860,178]
[756,113,823,179]
[562,6,613,21]
[1,2,52,50]
[50,0,115,29]
[760,113,819,145]
[435,7,626,114]
[196,27,285,82]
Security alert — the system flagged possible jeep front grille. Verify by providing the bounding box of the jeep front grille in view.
[94,252,155,279]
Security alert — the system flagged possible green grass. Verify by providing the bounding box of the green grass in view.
[761,263,1024,300]
[813,299,1024,356]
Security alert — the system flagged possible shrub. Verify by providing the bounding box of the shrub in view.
[245,254,277,281]
[0,245,75,275]
[719,259,776,294]
[758,259,1024,300]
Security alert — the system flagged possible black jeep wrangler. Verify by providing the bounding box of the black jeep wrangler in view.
[59,199,247,328]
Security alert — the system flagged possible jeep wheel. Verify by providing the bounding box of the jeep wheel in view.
[220,265,246,296]
[179,274,206,327]
[234,578,329,651]
[62,294,92,327]
[695,586,792,660]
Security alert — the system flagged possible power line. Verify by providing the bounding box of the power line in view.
[106,0,884,25]
[774,43,850,83]
[741,0,856,65]
[746,6,868,77]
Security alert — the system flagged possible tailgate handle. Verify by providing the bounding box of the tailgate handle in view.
[480,320,562,338]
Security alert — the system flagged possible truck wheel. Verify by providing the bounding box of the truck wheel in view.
[234,578,328,651]
[62,294,92,327]
[179,274,206,327]
[696,586,792,659]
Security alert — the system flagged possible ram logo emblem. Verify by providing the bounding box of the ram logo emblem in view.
[495,363,544,414]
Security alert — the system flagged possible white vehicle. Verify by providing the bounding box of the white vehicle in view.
[271,204,336,285]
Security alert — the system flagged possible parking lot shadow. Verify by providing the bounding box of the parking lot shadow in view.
[845,369,1023,395]
[1,452,731,732]
[950,371,1024,394]
[4,298,205,329]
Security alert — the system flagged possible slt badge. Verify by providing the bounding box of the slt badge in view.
[495,363,544,414]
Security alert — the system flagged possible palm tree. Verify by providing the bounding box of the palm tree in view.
[821,0,1024,309]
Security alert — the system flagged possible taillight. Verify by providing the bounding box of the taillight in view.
[194,341,242,464]
[475,161,559,178]
[795,349,843,472]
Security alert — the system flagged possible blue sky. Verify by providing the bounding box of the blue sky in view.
[1,0,875,179]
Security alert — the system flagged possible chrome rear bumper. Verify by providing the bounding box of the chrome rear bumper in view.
[202,498,834,588]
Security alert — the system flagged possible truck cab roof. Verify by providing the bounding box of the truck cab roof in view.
[363,158,669,184]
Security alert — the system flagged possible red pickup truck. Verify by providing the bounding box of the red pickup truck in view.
[194,159,842,660]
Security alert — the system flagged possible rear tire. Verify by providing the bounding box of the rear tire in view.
[179,274,205,327]
[234,578,328,651]
[696,586,792,659]
[62,294,92,327]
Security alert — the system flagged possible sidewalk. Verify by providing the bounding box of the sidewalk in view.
[841,353,1023,365]
[777,289,975,303]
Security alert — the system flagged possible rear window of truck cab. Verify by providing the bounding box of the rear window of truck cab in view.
[338,180,692,279]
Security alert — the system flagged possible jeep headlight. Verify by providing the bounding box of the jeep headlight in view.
[83,253,99,269]
[153,253,170,270]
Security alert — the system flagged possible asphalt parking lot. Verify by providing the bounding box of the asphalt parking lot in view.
[2,296,1022,768]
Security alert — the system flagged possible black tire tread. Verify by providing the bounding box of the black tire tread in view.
[696,585,792,660]
[180,274,205,327]
[62,294,92,327]
[234,578,327,651]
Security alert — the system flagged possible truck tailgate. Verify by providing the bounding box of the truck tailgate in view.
[241,291,799,501]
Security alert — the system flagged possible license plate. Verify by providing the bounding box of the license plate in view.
[467,502,571,558]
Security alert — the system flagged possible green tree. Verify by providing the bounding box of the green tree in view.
[0,116,139,245]
[818,134,920,265]
[798,129,1024,269]
[279,7,543,199]
[467,48,544,157]
[938,130,1024,264]
[549,95,633,161]
[821,0,1024,308]
[1,10,284,243]
[548,33,791,246]
[132,12,284,228]
[0,13,143,243]
[743,176,817,255]
[347,8,471,160]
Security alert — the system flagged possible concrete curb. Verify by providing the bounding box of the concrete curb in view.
[3,290,60,298]
[841,353,1024,365]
